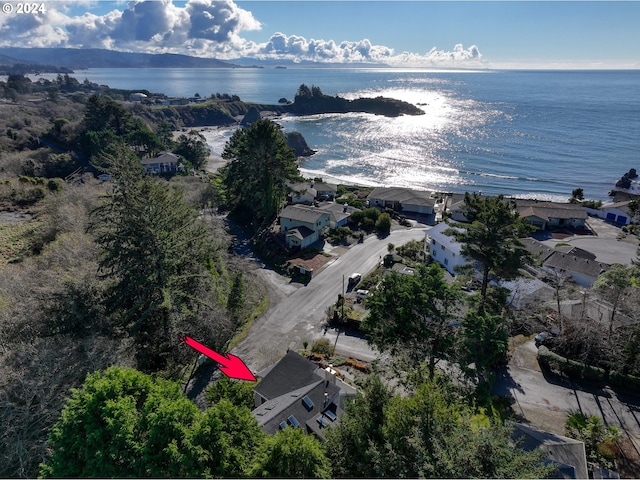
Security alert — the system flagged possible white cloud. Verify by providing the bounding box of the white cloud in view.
[0,0,485,67]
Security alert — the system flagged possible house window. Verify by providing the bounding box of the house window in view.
[431,239,435,244]
[444,258,449,265]
[441,245,445,250]
[433,250,437,256]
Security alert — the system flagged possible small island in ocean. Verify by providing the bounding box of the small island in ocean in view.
[284,84,425,118]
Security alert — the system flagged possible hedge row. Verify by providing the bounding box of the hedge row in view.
[537,346,640,392]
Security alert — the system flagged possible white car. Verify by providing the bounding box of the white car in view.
[356,289,370,299]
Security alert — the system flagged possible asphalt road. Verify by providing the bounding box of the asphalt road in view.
[493,339,640,455]
[231,227,428,372]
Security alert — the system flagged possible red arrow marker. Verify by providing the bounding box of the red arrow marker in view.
[180,336,256,381]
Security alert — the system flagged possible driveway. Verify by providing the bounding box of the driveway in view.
[493,339,640,455]
[537,217,639,265]
[231,228,428,372]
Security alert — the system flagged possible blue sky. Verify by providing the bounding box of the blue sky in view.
[1,1,639,68]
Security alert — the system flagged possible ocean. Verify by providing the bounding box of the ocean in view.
[76,67,640,201]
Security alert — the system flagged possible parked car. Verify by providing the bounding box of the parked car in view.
[355,289,370,301]
[348,273,362,288]
[534,331,549,347]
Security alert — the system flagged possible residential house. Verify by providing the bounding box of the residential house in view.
[426,222,468,275]
[512,423,588,479]
[521,238,608,288]
[368,187,436,215]
[317,202,358,228]
[514,200,588,230]
[542,251,610,288]
[129,92,147,102]
[252,351,356,440]
[287,182,317,204]
[600,200,635,225]
[312,181,337,200]
[279,205,331,249]
[141,151,182,174]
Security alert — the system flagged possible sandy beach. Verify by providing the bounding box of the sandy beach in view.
[172,125,237,173]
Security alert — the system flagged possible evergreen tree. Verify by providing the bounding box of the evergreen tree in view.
[89,151,213,371]
[447,193,534,311]
[220,119,300,230]
[362,263,461,377]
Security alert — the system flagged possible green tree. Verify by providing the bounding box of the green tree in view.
[447,193,534,311]
[459,310,509,401]
[327,376,550,479]
[40,367,202,478]
[251,426,331,478]
[325,376,393,478]
[206,376,256,410]
[593,264,635,351]
[221,119,300,230]
[362,263,461,378]
[566,411,621,470]
[40,367,264,478]
[375,212,392,235]
[175,130,209,171]
[227,270,246,323]
[89,151,214,372]
[570,187,585,203]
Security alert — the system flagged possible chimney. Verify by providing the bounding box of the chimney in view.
[343,204,348,213]
[324,365,337,385]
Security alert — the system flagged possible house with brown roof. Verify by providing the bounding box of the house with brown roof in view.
[514,200,587,230]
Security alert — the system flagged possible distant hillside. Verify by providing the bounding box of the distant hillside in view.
[0,48,242,69]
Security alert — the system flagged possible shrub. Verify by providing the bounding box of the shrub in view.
[47,178,63,192]
[375,213,391,235]
[311,338,334,357]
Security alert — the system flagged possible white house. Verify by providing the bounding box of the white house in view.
[288,182,317,204]
[140,152,182,174]
[426,222,468,275]
[129,92,147,102]
[279,205,331,249]
[600,200,635,225]
[317,202,358,228]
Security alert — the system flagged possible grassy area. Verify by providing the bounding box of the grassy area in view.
[0,220,39,266]
[225,291,269,351]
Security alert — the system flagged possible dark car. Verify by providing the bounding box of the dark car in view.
[534,331,549,347]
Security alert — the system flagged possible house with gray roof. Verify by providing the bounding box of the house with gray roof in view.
[317,202,359,228]
[368,187,436,214]
[512,423,588,479]
[252,351,356,441]
[141,151,182,174]
[287,182,317,204]
[279,205,331,249]
[542,251,610,288]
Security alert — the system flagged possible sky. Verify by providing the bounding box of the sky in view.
[1,0,639,69]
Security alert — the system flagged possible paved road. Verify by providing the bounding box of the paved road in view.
[494,339,640,454]
[232,228,428,372]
